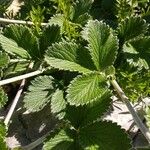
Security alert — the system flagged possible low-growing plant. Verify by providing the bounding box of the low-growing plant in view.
[0,0,150,150]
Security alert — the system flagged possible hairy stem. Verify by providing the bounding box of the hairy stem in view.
[111,79,150,143]
[0,69,44,86]
[0,18,48,26]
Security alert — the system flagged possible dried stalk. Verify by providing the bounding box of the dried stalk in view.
[0,18,48,26]
[0,69,44,86]
[111,79,150,143]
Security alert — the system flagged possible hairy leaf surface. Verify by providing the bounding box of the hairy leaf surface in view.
[24,75,57,112]
[4,25,41,60]
[79,121,132,150]
[43,130,74,150]
[118,16,148,43]
[0,87,8,109]
[82,20,118,71]
[67,73,108,106]
[0,52,9,68]
[51,89,66,120]
[123,36,150,69]
[66,91,111,128]
[45,41,91,73]
[39,25,61,52]
[0,34,30,59]
[0,123,7,150]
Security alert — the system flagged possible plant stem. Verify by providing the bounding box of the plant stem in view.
[4,63,34,126]
[22,132,50,150]
[4,79,25,126]
[111,79,150,143]
[10,59,31,63]
[0,69,44,86]
[0,18,48,26]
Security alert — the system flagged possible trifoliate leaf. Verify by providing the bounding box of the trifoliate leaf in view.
[39,25,61,52]
[118,16,148,43]
[0,87,8,109]
[67,73,109,106]
[82,20,118,71]
[0,52,9,68]
[79,121,132,150]
[45,41,91,74]
[43,130,74,150]
[24,75,57,112]
[66,91,111,128]
[0,34,30,59]
[4,25,40,60]
[51,89,66,120]
[0,122,7,150]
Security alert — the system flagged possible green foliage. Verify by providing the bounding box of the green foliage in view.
[3,25,40,60]
[82,20,118,71]
[45,41,91,73]
[1,0,150,149]
[24,75,58,112]
[79,121,131,150]
[0,123,7,150]
[0,87,8,109]
[0,34,30,59]
[67,73,109,106]
[0,52,9,68]
[51,89,66,119]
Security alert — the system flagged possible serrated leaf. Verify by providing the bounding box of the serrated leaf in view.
[79,121,132,150]
[3,62,29,78]
[67,73,109,106]
[123,36,150,69]
[24,75,57,112]
[0,122,7,150]
[45,41,91,74]
[82,20,118,71]
[72,0,93,24]
[118,16,148,43]
[66,91,111,128]
[4,25,41,60]
[51,89,66,120]
[39,25,61,52]
[0,34,30,59]
[49,14,65,32]
[0,52,9,68]
[43,130,74,150]
[0,87,8,109]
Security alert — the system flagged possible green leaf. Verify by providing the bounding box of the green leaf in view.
[82,20,118,71]
[118,16,148,43]
[39,25,61,52]
[67,73,109,106]
[66,91,111,128]
[72,0,93,24]
[0,122,7,150]
[43,130,74,150]
[0,87,8,109]
[4,25,41,60]
[45,41,91,74]
[51,89,66,120]
[49,14,65,32]
[79,121,132,150]
[123,36,150,69]
[24,75,57,112]
[0,34,30,59]
[0,52,9,68]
